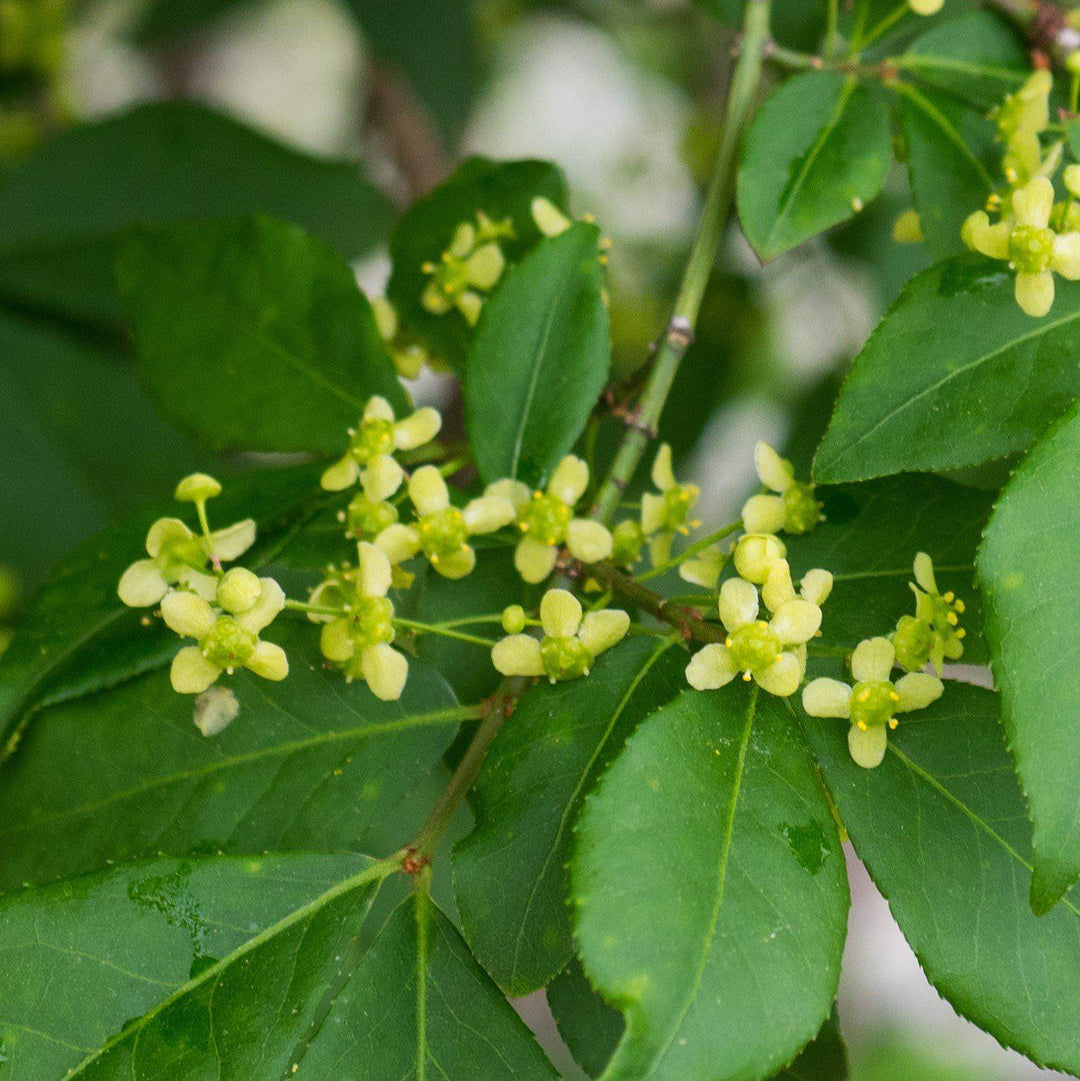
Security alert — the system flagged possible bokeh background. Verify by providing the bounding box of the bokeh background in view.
[0,1,1067,1077]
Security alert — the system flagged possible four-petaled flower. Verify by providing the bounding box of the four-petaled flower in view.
[802,636,943,769]
[641,444,700,565]
[374,466,517,580]
[685,558,830,698]
[741,442,823,536]
[317,542,411,701]
[892,552,965,674]
[320,396,442,494]
[494,456,613,584]
[161,569,288,694]
[420,213,513,326]
[491,588,629,682]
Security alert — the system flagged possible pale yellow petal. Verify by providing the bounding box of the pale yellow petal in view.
[210,519,256,561]
[1052,232,1080,280]
[1012,176,1054,229]
[464,243,506,290]
[117,559,169,607]
[320,618,355,662]
[685,643,737,690]
[640,493,667,536]
[799,568,833,607]
[171,646,221,694]
[246,640,289,681]
[361,643,409,701]
[741,494,786,536]
[532,196,572,237]
[761,559,796,613]
[393,406,442,450]
[650,443,676,492]
[895,672,944,712]
[1015,270,1054,317]
[363,395,395,423]
[491,634,545,677]
[432,545,476,579]
[547,455,589,506]
[362,455,405,503]
[375,524,422,565]
[770,598,822,646]
[193,686,240,736]
[754,441,793,493]
[146,517,192,558]
[515,537,558,584]
[848,723,888,769]
[755,652,802,698]
[463,494,516,534]
[566,519,613,564]
[486,478,531,510]
[718,576,759,632]
[912,552,937,593]
[160,592,217,640]
[235,577,285,635]
[321,454,360,492]
[357,541,393,597]
[579,610,630,657]
[408,465,450,516]
[540,588,582,638]
[802,678,852,719]
[851,637,895,683]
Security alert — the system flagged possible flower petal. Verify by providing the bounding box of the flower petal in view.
[432,545,476,579]
[245,640,289,681]
[685,644,737,690]
[650,443,677,492]
[754,441,794,493]
[679,547,725,590]
[961,211,1010,260]
[566,519,613,564]
[1052,232,1080,280]
[761,558,796,613]
[117,559,169,607]
[486,478,531,510]
[732,534,785,585]
[547,455,589,506]
[321,454,360,492]
[235,577,285,635]
[408,465,450,517]
[362,455,405,503]
[851,636,895,683]
[799,568,833,607]
[1015,269,1054,318]
[357,541,392,597]
[770,598,821,646]
[848,723,888,768]
[210,519,257,562]
[1013,176,1054,229]
[491,634,544,677]
[375,524,421,565]
[741,494,786,536]
[801,678,852,719]
[895,671,944,712]
[640,493,667,536]
[320,617,355,662]
[579,610,630,657]
[540,588,582,638]
[363,396,395,423]
[393,406,442,450]
[515,537,558,584]
[718,576,759,633]
[361,643,409,701]
[160,592,217,639]
[912,552,937,594]
[146,517,193,558]
[178,569,220,602]
[755,653,802,697]
[171,646,221,694]
[463,494,516,534]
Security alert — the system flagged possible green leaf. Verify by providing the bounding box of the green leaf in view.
[0,465,324,752]
[299,891,559,1078]
[0,852,384,1079]
[548,960,624,1079]
[805,682,1080,1075]
[465,224,610,485]
[897,84,996,259]
[454,638,684,995]
[0,102,390,329]
[786,474,993,661]
[813,255,1080,483]
[387,156,569,372]
[572,687,849,1081]
[694,0,828,52]
[0,625,465,890]
[117,216,406,454]
[737,72,892,260]
[774,1011,847,1080]
[978,402,1080,913]
[897,11,1026,112]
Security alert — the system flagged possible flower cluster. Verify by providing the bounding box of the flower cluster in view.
[892,552,965,673]
[420,213,513,326]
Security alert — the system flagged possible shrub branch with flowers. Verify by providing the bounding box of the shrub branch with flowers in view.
[4,1,1080,1079]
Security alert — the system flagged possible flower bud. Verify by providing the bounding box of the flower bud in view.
[732,534,786,584]
[216,568,262,614]
[174,473,222,502]
[502,605,526,635]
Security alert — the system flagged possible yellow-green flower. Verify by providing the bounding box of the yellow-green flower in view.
[491,588,629,682]
[421,213,513,326]
[802,636,944,769]
[678,545,728,590]
[963,177,1080,317]
[320,396,442,494]
[161,571,287,694]
[117,515,255,608]
[374,465,516,580]
[641,443,700,565]
[731,532,786,585]
[317,542,410,700]
[496,456,613,583]
[372,296,429,380]
[892,552,965,674]
[685,558,828,698]
[741,442,822,536]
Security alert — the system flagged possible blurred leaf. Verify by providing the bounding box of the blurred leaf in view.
[130,0,261,44]
[0,852,381,1079]
[572,687,848,1081]
[694,0,828,51]
[117,216,406,454]
[737,72,892,260]
[786,474,992,661]
[0,625,464,891]
[466,224,610,485]
[299,891,559,1078]
[814,255,1080,483]
[806,682,1080,1076]
[454,638,684,995]
[387,156,569,372]
[0,102,391,328]
[548,959,624,1078]
[978,402,1080,913]
[776,1011,848,1080]
[897,84,996,259]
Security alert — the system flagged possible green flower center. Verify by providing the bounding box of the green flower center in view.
[893,614,933,672]
[158,534,210,579]
[540,635,592,681]
[347,494,399,541]
[1008,225,1054,274]
[349,418,395,463]
[660,484,699,532]
[782,482,823,535]
[849,680,900,729]
[519,493,572,546]
[348,595,395,648]
[200,617,257,670]
[727,621,782,674]
[417,507,469,560]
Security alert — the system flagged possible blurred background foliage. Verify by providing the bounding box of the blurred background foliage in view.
[0,1,1060,1077]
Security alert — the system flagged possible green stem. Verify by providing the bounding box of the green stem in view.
[857,1,908,54]
[824,0,839,61]
[765,42,896,80]
[635,518,742,583]
[284,599,343,618]
[393,617,497,648]
[589,0,771,524]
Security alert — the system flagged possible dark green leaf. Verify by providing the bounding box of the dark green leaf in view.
[978,401,1080,912]
[775,1011,847,1080]
[737,72,892,260]
[130,0,260,44]
[465,224,610,485]
[787,474,993,662]
[454,638,684,995]
[694,0,828,52]
[572,687,849,1081]
[117,216,406,454]
[897,84,996,259]
[897,11,1026,111]
[0,465,324,752]
[813,255,1080,483]
[387,156,569,372]
[300,891,559,1078]
[0,624,464,890]
[806,682,1080,1075]
[0,852,382,1079]
[548,960,624,1078]
[0,102,390,328]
